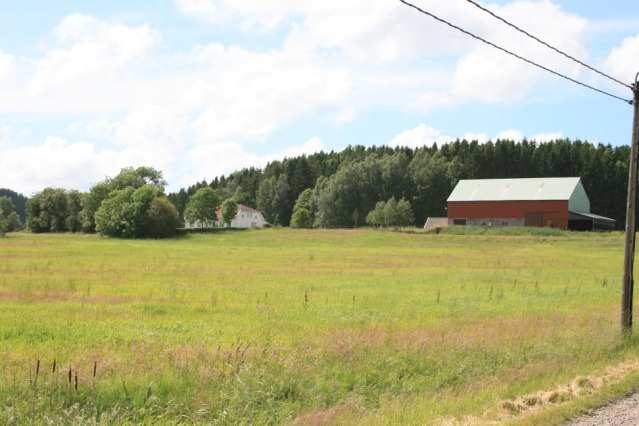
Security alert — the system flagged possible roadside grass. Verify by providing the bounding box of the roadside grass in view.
[0,228,636,424]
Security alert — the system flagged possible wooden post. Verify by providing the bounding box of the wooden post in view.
[622,76,639,333]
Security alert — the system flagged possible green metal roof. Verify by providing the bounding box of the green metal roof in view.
[447,177,583,202]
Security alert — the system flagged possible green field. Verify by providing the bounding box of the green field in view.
[1,229,639,425]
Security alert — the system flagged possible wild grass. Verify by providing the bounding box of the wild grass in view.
[0,228,636,424]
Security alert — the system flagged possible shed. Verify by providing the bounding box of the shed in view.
[446,177,615,230]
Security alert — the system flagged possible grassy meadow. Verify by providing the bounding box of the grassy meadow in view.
[1,228,639,424]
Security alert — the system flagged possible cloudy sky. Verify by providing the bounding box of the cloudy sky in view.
[1,0,638,194]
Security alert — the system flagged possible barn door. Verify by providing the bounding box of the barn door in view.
[525,213,544,227]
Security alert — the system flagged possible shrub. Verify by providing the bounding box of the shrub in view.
[94,188,139,238]
[142,196,179,238]
[291,208,312,229]
[366,197,415,228]
[95,185,178,238]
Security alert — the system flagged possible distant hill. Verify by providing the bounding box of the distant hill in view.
[0,189,28,223]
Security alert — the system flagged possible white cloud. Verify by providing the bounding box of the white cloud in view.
[0,52,15,81]
[604,34,639,83]
[0,125,9,147]
[29,14,159,95]
[190,43,351,144]
[0,2,599,193]
[391,125,563,147]
[185,137,326,186]
[462,133,490,144]
[531,132,564,143]
[0,137,121,194]
[453,1,587,103]
[390,124,451,148]
[278,137,325,159]
[175,0,588,104]
[495,129,524,142]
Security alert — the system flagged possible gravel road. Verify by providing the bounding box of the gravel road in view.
[568,394,639,425]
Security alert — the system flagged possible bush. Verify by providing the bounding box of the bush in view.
[142,197,179,238]
[94,188,139,238]
[95,185,178,238]
[291,208,312,229]
[366,197,414,228]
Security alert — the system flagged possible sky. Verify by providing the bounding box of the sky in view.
[1,0,638,194]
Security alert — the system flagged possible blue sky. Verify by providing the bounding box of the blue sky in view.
[1,0,638,194]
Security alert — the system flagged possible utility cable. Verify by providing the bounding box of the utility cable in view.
[399,0,634,105]
[463,0,633,90]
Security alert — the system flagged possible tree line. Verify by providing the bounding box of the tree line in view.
[1,138,633,237]
[0,189,27,223]
[168,139,630,229]
[2,167,242,238]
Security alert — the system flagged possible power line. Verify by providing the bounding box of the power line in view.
[463,0,633,90]
[399,0,634,105]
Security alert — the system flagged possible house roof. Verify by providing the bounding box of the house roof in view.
[216,204,264,219]
[447,177,583,202]
[238,204,262,214]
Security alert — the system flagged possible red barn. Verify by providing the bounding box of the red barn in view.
[446,177,615,230]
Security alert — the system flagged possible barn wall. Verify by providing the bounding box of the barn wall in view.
[447,200,569,229]
[568,181,591,213]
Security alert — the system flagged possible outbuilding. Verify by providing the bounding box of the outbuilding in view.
[446,177,615,230]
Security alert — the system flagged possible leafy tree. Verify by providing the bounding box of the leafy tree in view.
[409,152,459,223]
[257,175,291,225]
[142,196,179,238]
[94,188,139,238]
[81,182,112,232]
[221,199,238,227]
[27,188,70,233]
[82,167,166,232]
[231,187,251,206]
[184,187,220,228]
[366,197,414,228]
[170,140,634,229]
[396,198,415,227]
[290,207,312,229]
[65,190,84,232]
[0,196,21,234]
[293,188,313,213]
[0,189,28,223]
[366,201,385,228]
[382,198,401,227]
[95,185,176,238]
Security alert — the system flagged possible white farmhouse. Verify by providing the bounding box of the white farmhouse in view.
[185,204,267,229]
[220,204,267,229]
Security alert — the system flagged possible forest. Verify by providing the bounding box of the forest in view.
[1,139,631,234]
[168,139,630,229]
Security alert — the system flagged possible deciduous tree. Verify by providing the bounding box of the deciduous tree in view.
[184,187,220,228]
[221,199,238,227]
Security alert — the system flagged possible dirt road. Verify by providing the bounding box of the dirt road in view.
[568,394,639,425]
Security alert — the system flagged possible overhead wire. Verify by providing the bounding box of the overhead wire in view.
[463,0,633,90]
[398,0,634,105]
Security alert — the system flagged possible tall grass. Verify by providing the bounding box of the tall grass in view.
[0,229,636,424]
